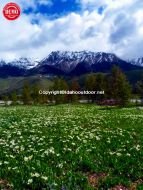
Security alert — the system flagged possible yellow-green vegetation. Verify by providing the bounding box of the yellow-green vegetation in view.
[0,105,143,189]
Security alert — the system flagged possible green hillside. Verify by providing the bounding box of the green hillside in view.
[0,75,53,95]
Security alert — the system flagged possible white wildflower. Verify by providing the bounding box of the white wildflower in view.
[28,179,33,184]
[41,176,48,181]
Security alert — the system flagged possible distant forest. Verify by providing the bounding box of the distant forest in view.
[2,65,143,107]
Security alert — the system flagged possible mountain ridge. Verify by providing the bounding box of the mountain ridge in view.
[0,51,143,77]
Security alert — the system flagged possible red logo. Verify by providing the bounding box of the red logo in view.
[3,2,21,20]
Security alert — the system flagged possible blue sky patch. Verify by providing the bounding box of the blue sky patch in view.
[98,6,106,15]
[24,0,81,18]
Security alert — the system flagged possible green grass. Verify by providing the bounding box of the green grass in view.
[0,105,143,189]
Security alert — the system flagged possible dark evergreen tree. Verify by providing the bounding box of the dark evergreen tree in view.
[32,85,41,105]
[52,78,69,104]
[95,73,105,102]
[85,74,96,102]
[22,82,32,105]
[135,80,143,98]
[111,66,131,106]
[70,79,80,103]
[11,91,17,105]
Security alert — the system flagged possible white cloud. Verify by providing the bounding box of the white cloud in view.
[38,0,53,7]
[0,0,143,61]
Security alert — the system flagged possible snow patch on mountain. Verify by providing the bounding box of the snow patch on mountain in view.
[0,58,39,69]
[130,57,143,67]
[8,58,40,69]
[0,51,143,74]
[40,51,122,73]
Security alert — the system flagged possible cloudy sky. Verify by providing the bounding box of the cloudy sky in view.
[0,0,143,61]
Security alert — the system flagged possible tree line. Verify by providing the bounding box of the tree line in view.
[2,65,143,107]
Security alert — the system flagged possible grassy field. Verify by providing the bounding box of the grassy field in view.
[0,105,143,190]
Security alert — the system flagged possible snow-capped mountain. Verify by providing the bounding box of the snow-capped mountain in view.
[0,58,39,70]
[0,58,39,77]
[130,57,143,67]
[40,51,81,72]
[37,51,127,73]
[0,60,7,66]
[41,51,121,66]
[8,58,39,69]
[33,51,141,75]
[0,51,143,77]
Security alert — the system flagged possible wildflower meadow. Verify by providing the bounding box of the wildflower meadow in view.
[0,105,143,189]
